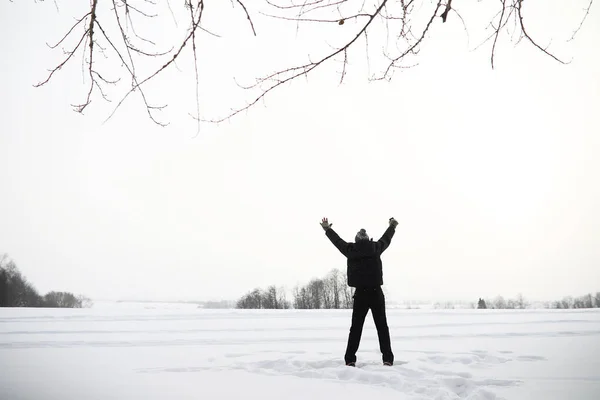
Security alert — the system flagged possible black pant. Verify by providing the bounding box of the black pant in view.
[344,286,394,364]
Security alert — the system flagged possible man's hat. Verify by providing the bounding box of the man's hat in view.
[355,229,369,241]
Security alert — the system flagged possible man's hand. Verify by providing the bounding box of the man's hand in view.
[320,217,333,231]
[389,217,398,228]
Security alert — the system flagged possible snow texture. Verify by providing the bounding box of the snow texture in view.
[1,302,599,400]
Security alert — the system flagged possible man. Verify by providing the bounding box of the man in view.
[320,217,398,367]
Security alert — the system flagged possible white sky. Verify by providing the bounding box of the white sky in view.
[1,1,599,303]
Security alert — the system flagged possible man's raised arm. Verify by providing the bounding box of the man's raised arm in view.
[376,217,398,254]
[320,217,350,257]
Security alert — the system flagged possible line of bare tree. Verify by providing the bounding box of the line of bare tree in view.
[236,284,292,309]
[472,292,600,310]
[547,293,600,309]
[0,253,93,308]
[236,268,354,310]
[292,268,353,309]
[475,293,529,309]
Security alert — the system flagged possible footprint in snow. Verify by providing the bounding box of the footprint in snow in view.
[135,351,525,400]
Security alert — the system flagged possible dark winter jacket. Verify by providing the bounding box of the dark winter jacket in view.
[325,226,395,288]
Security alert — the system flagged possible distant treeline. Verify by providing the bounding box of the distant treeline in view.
[474,293,600,310]
[0,254,92,308]
[236,268,354,310]
[431,292,600,310]
[546,293,600,309]
[237,269,600,311]
[236,285,292,309]
[475,294,528,310]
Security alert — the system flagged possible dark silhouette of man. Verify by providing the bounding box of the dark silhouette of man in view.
[320,217,398,367]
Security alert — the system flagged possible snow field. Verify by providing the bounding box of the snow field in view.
[1,304,599,400]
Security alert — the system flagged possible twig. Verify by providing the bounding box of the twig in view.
[46,12,92,50]
[236,0,257,36]
[124,2,157,45]
[379,0,442,80]
[568,0,594,42]
[111,0,137,85]
[471,6,514,53]
[188,0,203,137]
[166,0,179,27]
[260,12,373,23]
[121,0,157,18]
[516,0,569,64]
[339,48,348,84]
[451,8,469,48]
[300,0,346,17]
[266,0,325,10]
[34,28,90,87]
[491,0,507,69]
[73,0,99,113]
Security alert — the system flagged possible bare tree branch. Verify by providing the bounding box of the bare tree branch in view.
[95,20,167,126]
[516,0,569,64]
[471,5,514,56]
[236,0,257,36]
[451,8,469,48]
[46,12,92,50]
[440,0,452,23]
[339,48,348,84]
[34,28,90,87]
[166,0,179,27]
[260,11,373,24]
[104,0,207,125]
[124,1,157,45]
[207,0,391,123]
[491,0,507,69]
[121,0,157,18]
[72,0,98,114]
[378,0,442,80]
[187,0,203,137]
[198,26,222,38]
[93,70,120,85]
[31,0,595,127]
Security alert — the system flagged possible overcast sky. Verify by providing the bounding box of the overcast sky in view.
[1,1,598,303]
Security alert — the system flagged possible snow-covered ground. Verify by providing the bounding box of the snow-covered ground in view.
[1,302,599,400]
